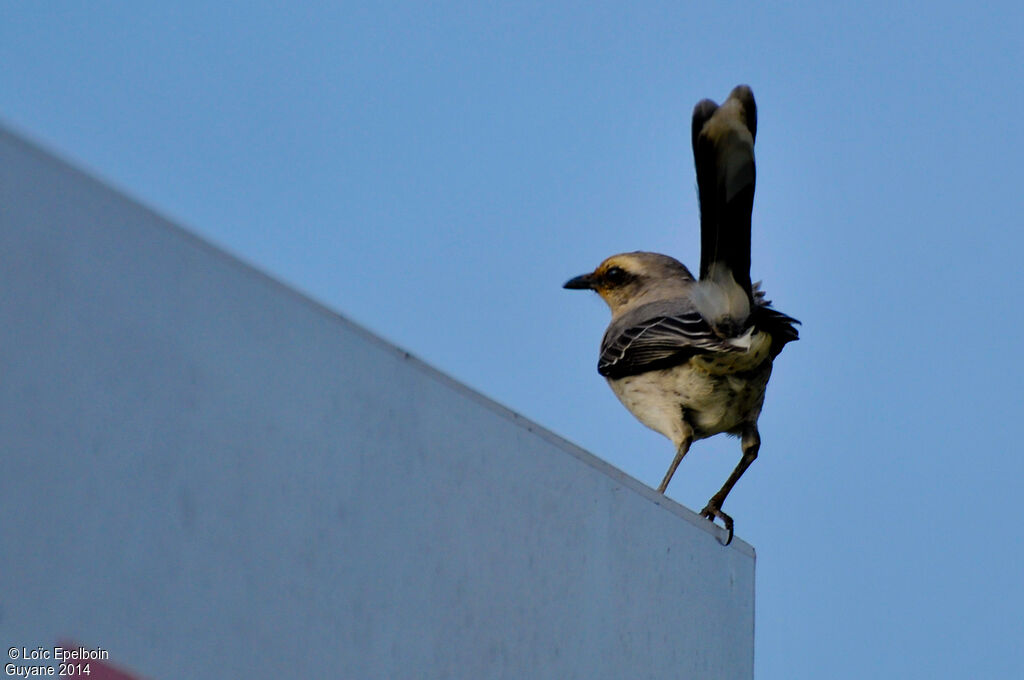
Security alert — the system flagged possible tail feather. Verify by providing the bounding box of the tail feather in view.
[692,85,757,304]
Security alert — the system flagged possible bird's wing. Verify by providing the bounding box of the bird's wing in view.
[751,306,800,358]
[598,299,750,379]
[748,280,801,357]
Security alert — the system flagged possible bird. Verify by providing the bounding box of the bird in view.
[563,85,798,545]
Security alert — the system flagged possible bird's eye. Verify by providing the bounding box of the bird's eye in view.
[604,266,626,285]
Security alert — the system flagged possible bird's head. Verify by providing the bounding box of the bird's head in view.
[563,251,695,314]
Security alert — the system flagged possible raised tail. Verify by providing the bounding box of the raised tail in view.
[692,85,758,306]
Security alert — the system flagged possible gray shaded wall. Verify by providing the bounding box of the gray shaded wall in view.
[0,127,754,679]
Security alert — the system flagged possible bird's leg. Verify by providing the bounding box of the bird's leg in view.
[701,426,760,546]
[657,433,693,493]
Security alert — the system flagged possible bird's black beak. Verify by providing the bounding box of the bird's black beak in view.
[563,273,595,290]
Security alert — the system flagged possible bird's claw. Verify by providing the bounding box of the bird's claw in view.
[700,502,734,546]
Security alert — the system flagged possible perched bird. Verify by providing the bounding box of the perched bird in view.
[564,85,798,544]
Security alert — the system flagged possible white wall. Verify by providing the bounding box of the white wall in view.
[0,127,754,679]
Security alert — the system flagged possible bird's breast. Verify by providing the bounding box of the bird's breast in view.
[607,358,772,444]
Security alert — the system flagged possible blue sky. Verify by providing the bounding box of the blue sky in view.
[4,2,1023,676]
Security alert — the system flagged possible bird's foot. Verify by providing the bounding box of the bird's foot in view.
[700,500,734,546]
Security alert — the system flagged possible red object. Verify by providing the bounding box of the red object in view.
[55,641,148,680]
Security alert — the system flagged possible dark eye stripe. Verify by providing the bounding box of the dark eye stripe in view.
[604,266,627,285]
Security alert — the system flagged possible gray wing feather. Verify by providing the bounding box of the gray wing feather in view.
[598,299,743,378]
